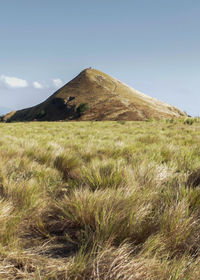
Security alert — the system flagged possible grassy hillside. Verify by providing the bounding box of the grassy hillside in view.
[4,68,186,122]
[0,118,199,279]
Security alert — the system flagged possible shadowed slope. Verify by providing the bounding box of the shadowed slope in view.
[4,68,186,121]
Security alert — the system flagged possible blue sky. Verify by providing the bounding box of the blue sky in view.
[0,0,199,116]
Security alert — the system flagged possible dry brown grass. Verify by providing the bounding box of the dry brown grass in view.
[0,119,199,279]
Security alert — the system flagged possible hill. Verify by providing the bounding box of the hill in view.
[0,119,199,279]
[3,68,186,122]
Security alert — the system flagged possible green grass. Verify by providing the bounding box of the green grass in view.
[0,118,199,279]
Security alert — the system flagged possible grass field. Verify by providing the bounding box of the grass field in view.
[0,118,199,279]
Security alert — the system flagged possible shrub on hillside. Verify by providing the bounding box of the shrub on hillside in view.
[76,103,89,117]
[36,110,46,119]
[183,117,200,125]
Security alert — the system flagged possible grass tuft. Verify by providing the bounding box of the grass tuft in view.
[0,120,199,279]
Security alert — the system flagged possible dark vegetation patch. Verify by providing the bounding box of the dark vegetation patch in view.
[187,169,200,188]
[76,103,89,117]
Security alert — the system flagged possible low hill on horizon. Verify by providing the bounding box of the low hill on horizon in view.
[3,68,186,121]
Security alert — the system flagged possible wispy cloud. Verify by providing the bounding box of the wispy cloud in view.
[0,75,28,88]
[0,74,64,90]
[33,81,46,89]
[52,78,63,89]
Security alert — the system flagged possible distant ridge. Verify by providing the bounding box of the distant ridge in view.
[3,68,186,122]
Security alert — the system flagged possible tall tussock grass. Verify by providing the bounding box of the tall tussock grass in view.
[0,119,199,279]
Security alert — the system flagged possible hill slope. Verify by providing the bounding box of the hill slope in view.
[4,68,186,121]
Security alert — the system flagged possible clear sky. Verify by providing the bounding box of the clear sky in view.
[0,0,199,116]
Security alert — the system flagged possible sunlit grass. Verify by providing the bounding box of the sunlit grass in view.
[0,118,199,279]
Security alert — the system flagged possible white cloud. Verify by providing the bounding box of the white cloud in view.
[0,75,28,88]
[0,75,64,90]
[33,81,45,89]
[52,78,63,89]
